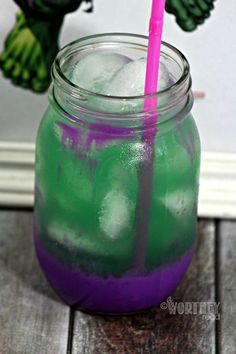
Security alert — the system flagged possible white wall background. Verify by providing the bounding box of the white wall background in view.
[0,0,235,153]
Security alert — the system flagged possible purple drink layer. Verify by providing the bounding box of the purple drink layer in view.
[34,234,194,314]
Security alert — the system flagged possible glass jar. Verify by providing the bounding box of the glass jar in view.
[34,33,201,314]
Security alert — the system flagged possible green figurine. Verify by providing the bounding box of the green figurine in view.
[166,0,216,31]
[0,0,215,93]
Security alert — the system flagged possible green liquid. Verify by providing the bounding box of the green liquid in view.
[35,101,200,277]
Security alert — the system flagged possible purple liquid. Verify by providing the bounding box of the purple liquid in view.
[34,234,194,314]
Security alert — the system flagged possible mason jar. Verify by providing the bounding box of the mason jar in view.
[34,33,201,314]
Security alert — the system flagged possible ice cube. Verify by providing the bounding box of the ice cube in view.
[99,190,134,240]
[102,58,171,97]
[71,52,131,93]
[160,189,196,219]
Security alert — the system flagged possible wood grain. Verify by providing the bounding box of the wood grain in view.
[72,220,216,354]
[0,211,69,354]
[218,221,236,354]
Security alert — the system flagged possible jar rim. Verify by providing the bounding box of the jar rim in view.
[52,32,190,102]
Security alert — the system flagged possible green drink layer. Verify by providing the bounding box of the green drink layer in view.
[35,100,200,277]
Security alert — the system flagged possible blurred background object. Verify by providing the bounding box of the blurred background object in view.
[0,0,94,93]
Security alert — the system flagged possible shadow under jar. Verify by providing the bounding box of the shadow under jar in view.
[33,33,201,315]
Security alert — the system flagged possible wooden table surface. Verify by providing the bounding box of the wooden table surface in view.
[0,210,235,354]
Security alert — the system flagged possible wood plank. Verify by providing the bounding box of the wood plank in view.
[218,221,236,354]
[72,220,216,354]
[0,211,69,354]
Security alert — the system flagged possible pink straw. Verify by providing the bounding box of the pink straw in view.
[133,0,166,274]
[144,0,166,112]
